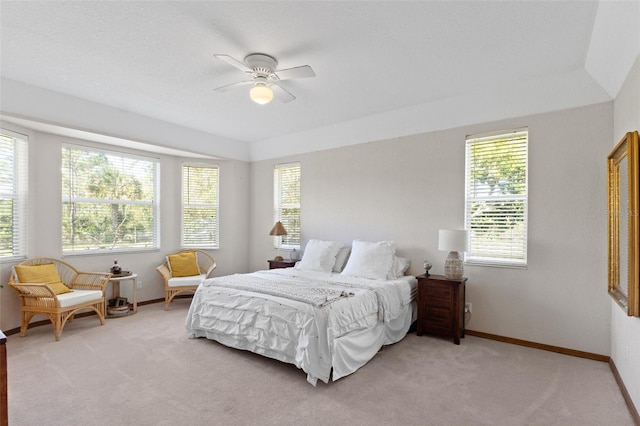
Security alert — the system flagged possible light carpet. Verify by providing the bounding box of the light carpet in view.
[6,300,634,426]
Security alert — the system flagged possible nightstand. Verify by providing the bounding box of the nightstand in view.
[268,259,296,269]
[416,274,467,344]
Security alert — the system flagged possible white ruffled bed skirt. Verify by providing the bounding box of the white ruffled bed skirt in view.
[185,269,417,385]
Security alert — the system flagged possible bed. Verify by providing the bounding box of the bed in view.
[185,239,417,385]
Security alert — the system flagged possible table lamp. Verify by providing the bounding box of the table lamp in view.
[269,221,287,261]
[438,229,468,279]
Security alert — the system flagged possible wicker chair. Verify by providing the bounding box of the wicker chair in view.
[156,250,216,310]
[8,258,111,341]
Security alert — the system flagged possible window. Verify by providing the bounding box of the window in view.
[0,130,28,260]
[465,128,528,267]
[274,163,301,249]
[62,145,159,253]
[182,164,219,248]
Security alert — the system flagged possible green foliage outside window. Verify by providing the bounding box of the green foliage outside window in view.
[0,131,27,259]
[62,147,158,253]
[274,164,301,248]
[0,137,14,254]
[182,165,219,248]
[0,199,12,256]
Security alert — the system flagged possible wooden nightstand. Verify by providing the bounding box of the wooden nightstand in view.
[416,274,467,345]
[268,259,296,269]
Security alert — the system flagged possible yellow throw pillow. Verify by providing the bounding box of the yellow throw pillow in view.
[167,251,200,277]
[14,263,72,295]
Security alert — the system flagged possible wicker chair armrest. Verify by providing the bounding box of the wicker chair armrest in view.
[156,263,171,284]
[205,262,217,279]
[9,282,57,298]
[71,272,111,292]
[194,250,216,279]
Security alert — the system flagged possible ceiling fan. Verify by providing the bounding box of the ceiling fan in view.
[212,53,316,104]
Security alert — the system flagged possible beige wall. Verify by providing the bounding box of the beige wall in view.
[0,87,621,361]
[0,123,251,331]
[611,54,640,411]
[251,102,614,356]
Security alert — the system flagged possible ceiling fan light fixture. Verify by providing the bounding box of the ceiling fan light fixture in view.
[250,84,274,105]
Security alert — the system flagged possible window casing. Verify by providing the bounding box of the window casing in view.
[274,163,301,249]
[465,129,528,267]
[182,164,219,249]
[0,130,28,261]
[62,145,159,254]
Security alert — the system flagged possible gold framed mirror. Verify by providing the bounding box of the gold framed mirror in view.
[608,130,640,317]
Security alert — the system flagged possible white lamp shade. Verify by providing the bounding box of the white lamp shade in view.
[250,85,274,105]
[438,229,469,252]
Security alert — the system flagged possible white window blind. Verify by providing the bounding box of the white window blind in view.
[274,163,301,249]
[0,130,28,260]
[61,145,159,253]
[182,164,219,248]
[465,129,528,267]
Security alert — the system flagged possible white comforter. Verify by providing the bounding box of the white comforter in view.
[185,268,416,385]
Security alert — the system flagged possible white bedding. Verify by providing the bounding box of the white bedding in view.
[185,268,417,385]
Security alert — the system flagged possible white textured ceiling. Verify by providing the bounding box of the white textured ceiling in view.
[0,1,638,161]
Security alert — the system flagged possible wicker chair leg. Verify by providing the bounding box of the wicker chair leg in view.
[19,315,27,337]
[166,289,196,310]
[19,312,35,337]
[52,314,63,341]
[166,289,187,310]
[96,303,106,325]
[165,291,173,310]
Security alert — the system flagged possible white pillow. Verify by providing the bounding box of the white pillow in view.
[295,240,342,273]
[341,240,396,280]
[332,247,351,273]
[389,256,410,279]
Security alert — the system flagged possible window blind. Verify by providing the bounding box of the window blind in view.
[274,163,301,249]
[61,145,159,253]
[465,129,528,267]
[182,164,219,248]
[0,130,28,260]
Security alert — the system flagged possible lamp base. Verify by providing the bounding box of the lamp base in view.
[444,251,464,279]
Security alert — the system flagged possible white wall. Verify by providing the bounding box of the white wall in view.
[611,54,640,410]
[1,79,249,161]
[250,102,613,356]
[0,122,251,331]
[1,97,618,359]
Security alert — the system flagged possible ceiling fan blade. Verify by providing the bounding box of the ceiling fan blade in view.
[214,54,252,73]
[271,83,296,103]
[213,80,253,92]
[275,65,316,81]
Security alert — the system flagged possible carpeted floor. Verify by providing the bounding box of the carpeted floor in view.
[6,300,635,426]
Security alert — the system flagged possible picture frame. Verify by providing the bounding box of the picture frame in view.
[608,131,640,317]
[115,297,128,307]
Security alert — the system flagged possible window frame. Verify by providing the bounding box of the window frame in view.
[0,129,29,262]
[464,128,528,268]
[61,144,160,255]
[274,162,301,250]
[181,162,220,249]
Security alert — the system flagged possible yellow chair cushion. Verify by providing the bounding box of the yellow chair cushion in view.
[167,251,200,277]
[14,263,72,295]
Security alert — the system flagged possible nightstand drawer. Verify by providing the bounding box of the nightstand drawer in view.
[424,284,452,306]
[423,307,453,333]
